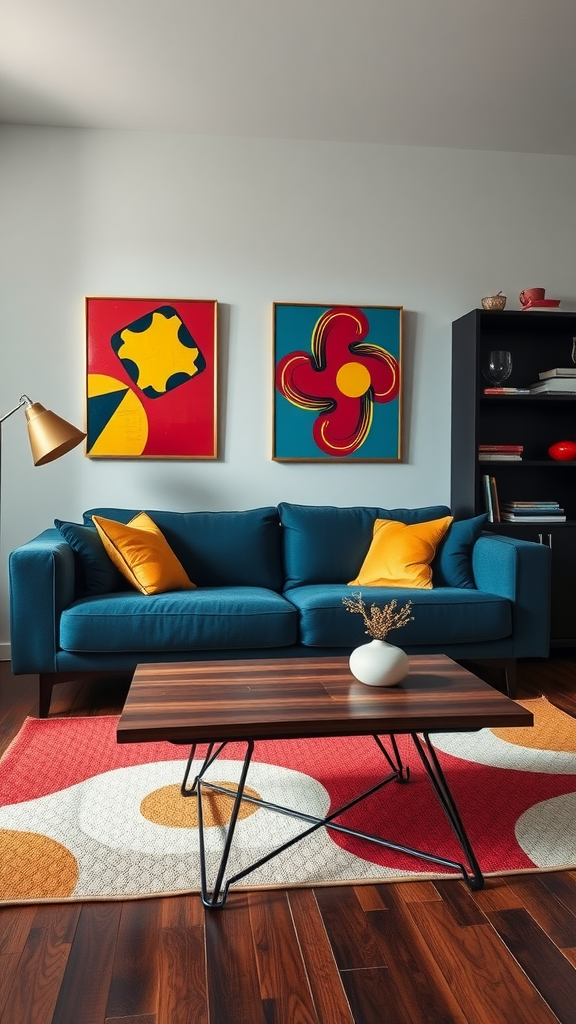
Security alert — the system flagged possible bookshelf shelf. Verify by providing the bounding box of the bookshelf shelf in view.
[451,308,576,646]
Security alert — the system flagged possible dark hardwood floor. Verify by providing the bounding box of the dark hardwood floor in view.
[1,655,576,1024]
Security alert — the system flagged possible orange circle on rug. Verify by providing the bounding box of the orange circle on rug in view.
[140,782,262,828]
[0,829,78,899]
[491,697,576,752]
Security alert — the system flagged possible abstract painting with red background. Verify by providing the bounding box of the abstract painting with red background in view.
[86,297,217,458]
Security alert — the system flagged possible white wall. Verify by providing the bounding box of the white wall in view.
[1,125,576,650]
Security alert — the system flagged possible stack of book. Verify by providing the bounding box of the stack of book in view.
[500,501,567,523]
[529,368,576,395]
[478,445,523,461]
[483,387,530,395]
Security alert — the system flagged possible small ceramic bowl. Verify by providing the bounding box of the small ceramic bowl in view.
[481,293,507,310]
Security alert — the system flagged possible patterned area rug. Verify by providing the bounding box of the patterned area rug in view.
[1,697,575,904]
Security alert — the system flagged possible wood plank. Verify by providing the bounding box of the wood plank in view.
[204,893,266,1024]
[248,890,319,1023]
[288,888,354,1024]
[0,953,21,1018]
[0,906,36,955]
[469,876,525,912]
[562,947,576,970]
[51,903,122,1024]
[406,898,560,1024]
[157,896,207,1024]
[365,898,469,1023]
[105,899,161,1021]
[0,681,38,757]
[390,880,443,904]
[353,884,388,911]
[505,875,576,947]
[432,879,487,927]
[0,904,81,1024]
[340,967,413,1024]
[537,870,576,916]
[487,907,576,1023]
[314,886,386,970]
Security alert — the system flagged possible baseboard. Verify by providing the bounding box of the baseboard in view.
[0,641,11,662]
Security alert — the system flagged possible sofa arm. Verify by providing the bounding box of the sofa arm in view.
[472,532,551,657]
[9,529,76,674]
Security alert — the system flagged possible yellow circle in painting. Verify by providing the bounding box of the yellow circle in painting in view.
[140,782,261,828]
[87,373,148,456]
[0,830,78,899]
[336,361,371,398]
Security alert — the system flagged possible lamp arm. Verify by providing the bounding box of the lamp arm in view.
[0,395,33,425]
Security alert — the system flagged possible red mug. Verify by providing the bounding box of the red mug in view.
[519,288,546,306]
[548,440,576,461]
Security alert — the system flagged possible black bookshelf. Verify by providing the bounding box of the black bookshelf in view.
[451,308,576,645]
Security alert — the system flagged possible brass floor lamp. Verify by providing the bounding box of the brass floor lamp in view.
[0,393,86,561]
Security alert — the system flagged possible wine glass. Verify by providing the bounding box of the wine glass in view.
[483,350,513,386]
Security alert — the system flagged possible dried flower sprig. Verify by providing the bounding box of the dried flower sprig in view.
[342,592,414,640]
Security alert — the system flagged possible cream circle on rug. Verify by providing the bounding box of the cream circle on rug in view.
[77,759,331,854]
[431,728,576,774]
[515,792,576,866]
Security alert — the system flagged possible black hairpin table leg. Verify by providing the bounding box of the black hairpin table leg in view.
[410,731,484,891]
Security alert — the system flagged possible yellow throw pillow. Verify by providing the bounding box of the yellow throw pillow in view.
[349,516,453,589]
[92,512,195,595]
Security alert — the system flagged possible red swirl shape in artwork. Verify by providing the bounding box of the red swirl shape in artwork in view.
[275,307,400,456]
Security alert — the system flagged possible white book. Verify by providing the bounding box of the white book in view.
[529,378,576,392]
[501,514,567,522]
[478,454,522,460]
[539,368,576,379]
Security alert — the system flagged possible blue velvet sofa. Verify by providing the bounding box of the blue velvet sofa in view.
[9,502,551,716]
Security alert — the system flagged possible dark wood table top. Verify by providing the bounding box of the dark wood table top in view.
[117,654,533,744]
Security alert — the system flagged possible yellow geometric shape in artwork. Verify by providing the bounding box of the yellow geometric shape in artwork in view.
[0,829,79,899]
[118,311,202,395]
[87,373,148,456]
[140,782,261,828]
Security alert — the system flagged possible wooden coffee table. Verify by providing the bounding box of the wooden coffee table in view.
[117,654,533,907]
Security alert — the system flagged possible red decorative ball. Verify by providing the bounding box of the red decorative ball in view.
[548,440,576,461]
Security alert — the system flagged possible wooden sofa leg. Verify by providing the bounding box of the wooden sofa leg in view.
[457,658,517,699]
[502,659,517,699]
[39,673,55,718]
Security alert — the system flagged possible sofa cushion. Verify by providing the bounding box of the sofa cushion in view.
[278,502,452,590]
[432,514,488,589]
[92,513,195,595]
[54,519,126,595]
[349,516,453,589]
[83,507,284,591]
[59,587,298,653]
[284,584,512,647]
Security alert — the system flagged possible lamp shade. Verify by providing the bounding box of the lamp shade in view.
[25,403,86,466]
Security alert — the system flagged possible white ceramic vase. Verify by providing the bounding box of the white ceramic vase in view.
[349,638,409,687]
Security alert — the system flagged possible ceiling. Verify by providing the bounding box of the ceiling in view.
[1,0,576,155]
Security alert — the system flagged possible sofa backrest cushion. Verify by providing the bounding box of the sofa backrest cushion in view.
[278,502,452,589]
[83,507,284,590]
[54,519,127,595]
[432,513,488,589]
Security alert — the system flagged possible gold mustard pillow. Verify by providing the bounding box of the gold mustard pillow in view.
[92,512,195,596]
[349,516,453,589]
